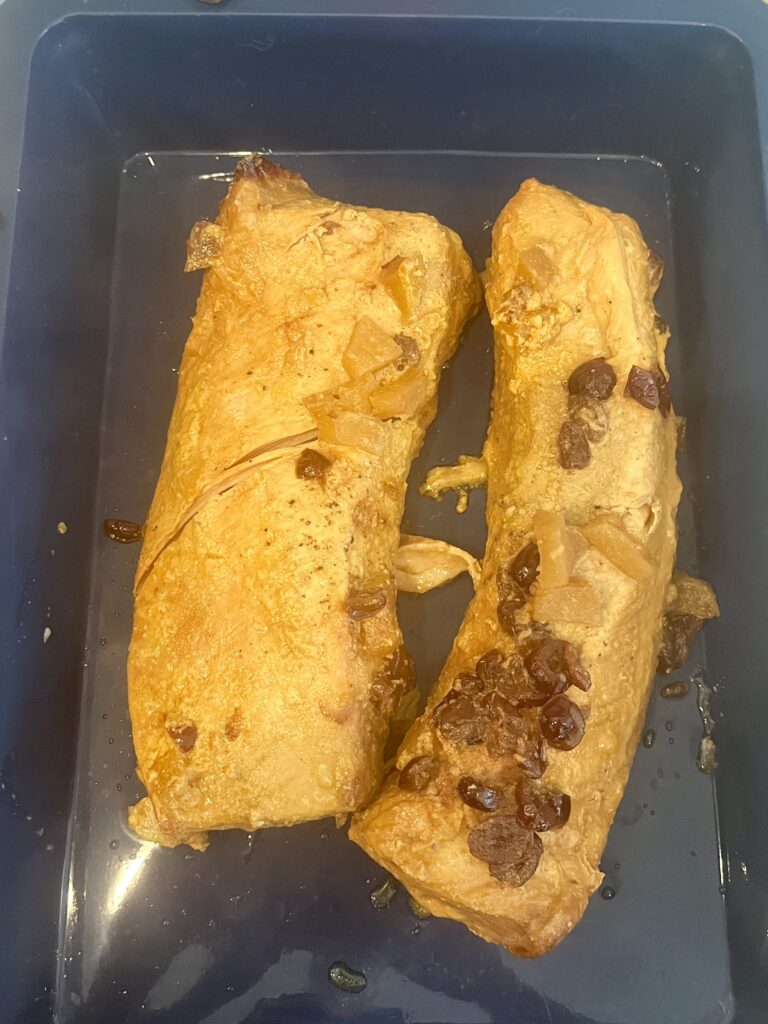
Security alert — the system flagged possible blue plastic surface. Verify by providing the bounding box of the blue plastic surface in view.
[0,4,767,1023]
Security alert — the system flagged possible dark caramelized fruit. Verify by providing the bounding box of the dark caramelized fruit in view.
[296,448,331,479]
[558,419,591,469]
[103,518,143,544]
[346,588,387,620]
[499,540,540,598]
[515,780,571,831]
[540,695,586,750]
[457,776,499,812]
[468,814,543,885]
[625,365,660,409]
[166,722,197,753]
[433,690,489,746]
[398,755,438,791]
[394,334,421,367]
[370,644,414,711]
[567,358,617,401]
[655,370,671,418]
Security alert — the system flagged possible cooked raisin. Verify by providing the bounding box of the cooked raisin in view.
[468,814,543,886]
[524,638,571,698]
[510,542,541,592]
[166,722,197,753]
[517,737,549,779]
[458,776,499,812]
[657,613,704,674]
[558,420,591,469]
[476,650,529,698]
[296,448,331,479]
[347,588,387,620]
[103,518,143,544]
[569,395,609,444]
[394,334,421,367]
[625,366,660,409]
[515,780,571,831]
[567,358,617,401]
[398,756,438,791]
[497,597,525,635]
[656,370,671,418]
[475,649,506,687]
[434,691,489,746]
[562,643,591,691]
[370,644,414,710]
[540,695,586,750]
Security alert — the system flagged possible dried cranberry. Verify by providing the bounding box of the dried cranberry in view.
[562,643,591,691]
[398,756,438,791]
[296,448,331,479]
[347,588,387,620]
[567,358,617,401]
[655,370,671,418]
[558,419,591,469]
[657,613,704,674]
[468,814,543,886]
[515,780,571,831]
[167,722,197,753]
[103,518,143,544]
[458,776,499,812]
[625,365,660,409]
[540,695,586,750]
[434,691,489,746]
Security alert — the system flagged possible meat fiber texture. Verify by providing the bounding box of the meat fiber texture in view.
[350,180,681,956]
[128,157,480,849]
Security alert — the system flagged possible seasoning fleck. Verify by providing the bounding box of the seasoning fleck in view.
[642,728,656,749]
[328,961,367,994]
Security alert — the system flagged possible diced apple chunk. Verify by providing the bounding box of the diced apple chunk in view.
[380,254,426,318]
[581,515,654,581]
[532,580,602,625]
[342,317,403,379]
[370,368,429,419]
[317,411,389,456]
[304,373,378,420]
[533,509,574,590]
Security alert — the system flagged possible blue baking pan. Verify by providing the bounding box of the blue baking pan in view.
[1,2,767,1022]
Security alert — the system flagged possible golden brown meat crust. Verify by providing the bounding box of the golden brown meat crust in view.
[350,179,681,957]
[128,156,479,848]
